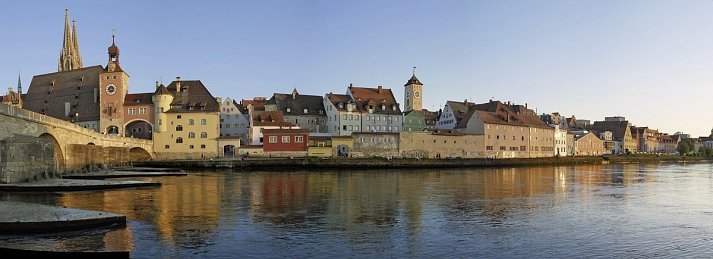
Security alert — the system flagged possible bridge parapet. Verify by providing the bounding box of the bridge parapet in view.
[1,103,154,175]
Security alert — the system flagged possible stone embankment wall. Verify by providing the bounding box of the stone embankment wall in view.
[136,155,712,171]
[64,144,131,174]
[0,135,56,183]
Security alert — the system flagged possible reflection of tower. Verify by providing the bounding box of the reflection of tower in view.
[404,68,423,113]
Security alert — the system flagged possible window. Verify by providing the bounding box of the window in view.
[486,146,493,150]
[282,136,290,143]
[164,145,170,149]
[343,125,347,130]
[176,125,183,131]
[201,132,207,138]
[128,108,136,115]
[139,107,147,114]
[177,115,182,119]
[189,145,194,149]
[189,119,195,125]
[269,136,277,143]
[201,119,207,125]
[189,132,195,138]
[176,137,183,143]
[500,146,506,151]
[226,124,230,128]
[349,125,353,131]
[355,126,359,131]
[304,108,308,113]
[201,144,206,149]
[343,114,347,120]
[296,136,303,143]
[367,125,371,131]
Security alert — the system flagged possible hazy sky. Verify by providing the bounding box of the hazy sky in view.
[2,1,712,136]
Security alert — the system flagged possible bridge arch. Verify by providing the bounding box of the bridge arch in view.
[129,147,153,161]
[39,132,65,172]
[124,119,153,140]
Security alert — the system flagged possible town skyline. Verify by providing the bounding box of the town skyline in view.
[2,1,712,136]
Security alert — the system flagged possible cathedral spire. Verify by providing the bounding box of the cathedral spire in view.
[71,19,83,68]
[17,71,22,94]
[58,9,82,72]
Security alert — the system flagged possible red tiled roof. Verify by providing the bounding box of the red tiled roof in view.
[348,86,401,115]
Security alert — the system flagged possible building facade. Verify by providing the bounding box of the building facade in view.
[436,100,474,130]
[152,78,221,159]
[262,128,309,156]
[266,89,327,133]
[349,85,402,133]
[324,93,362,136]
[573,132,604,156]
[458,100,555,158]
[217,97,249,144]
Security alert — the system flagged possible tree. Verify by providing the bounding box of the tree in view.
[677,141,691,156]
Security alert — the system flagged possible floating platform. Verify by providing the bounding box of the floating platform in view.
[0,179,160,192]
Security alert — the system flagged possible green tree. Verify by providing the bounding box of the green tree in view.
[677,141,691,156]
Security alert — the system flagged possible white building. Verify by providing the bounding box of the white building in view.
[217,97,250,145]
[324,93,362,136]
[436,100,475,130]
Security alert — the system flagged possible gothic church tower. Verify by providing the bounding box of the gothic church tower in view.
[58,9,83,72]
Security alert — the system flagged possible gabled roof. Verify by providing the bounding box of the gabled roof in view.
[252,111,295,127]
[24,65,105,121]
[590,120,631,141]
[240,98,267,111]
[267,91,326,116]
[456,100,550,129]
[445,100,475,124]
[164,80,220,113]
[124,93,154,106]
[349,86,401,115]
[326,93,359,112]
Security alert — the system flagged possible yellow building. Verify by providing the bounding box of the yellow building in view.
[152,77,221,159]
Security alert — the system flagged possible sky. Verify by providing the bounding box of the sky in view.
[2,1,713,136]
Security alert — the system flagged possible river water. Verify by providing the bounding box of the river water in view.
[2,163,713,258]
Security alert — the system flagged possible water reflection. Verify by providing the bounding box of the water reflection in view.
[0,163,707,257]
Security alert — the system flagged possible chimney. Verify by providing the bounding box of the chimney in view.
[175,77,182,92]
[525,103,528,108]
[349,83,353,89]
[378,85,383,93]
[464,99,468,105]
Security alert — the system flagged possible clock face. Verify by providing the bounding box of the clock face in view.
[414,91,420,98]
[106,84,117,95]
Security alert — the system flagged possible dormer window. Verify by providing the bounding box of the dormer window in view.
[381,104,386,110]
[287,107,291,113]
[303,108,308,113]
[338,103,344,109]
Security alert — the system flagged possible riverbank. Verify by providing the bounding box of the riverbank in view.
[134,155,713,170]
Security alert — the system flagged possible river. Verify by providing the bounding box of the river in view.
[1,162,713,258]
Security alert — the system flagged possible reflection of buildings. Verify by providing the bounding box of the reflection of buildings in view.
[58,174,225,248]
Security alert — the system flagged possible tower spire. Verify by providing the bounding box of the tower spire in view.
[71,19,83,68]
[17,71,22,94]
[58,9,82,72]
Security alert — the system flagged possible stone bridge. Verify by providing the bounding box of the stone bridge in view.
[0,102,153,174]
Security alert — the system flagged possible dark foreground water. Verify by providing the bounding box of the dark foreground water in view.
[2,163,713,258]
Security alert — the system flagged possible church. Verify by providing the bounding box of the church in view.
[22,9,154,139]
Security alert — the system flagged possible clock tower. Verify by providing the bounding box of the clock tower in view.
[98,34,129,135]
[404,69,423,113]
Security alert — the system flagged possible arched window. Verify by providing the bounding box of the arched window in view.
[200,119,207,125]
[201,132,208,138]
[189,119,194,125]
[176,137,183,143]
[188,132,195,138]
[176,125,183,131]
